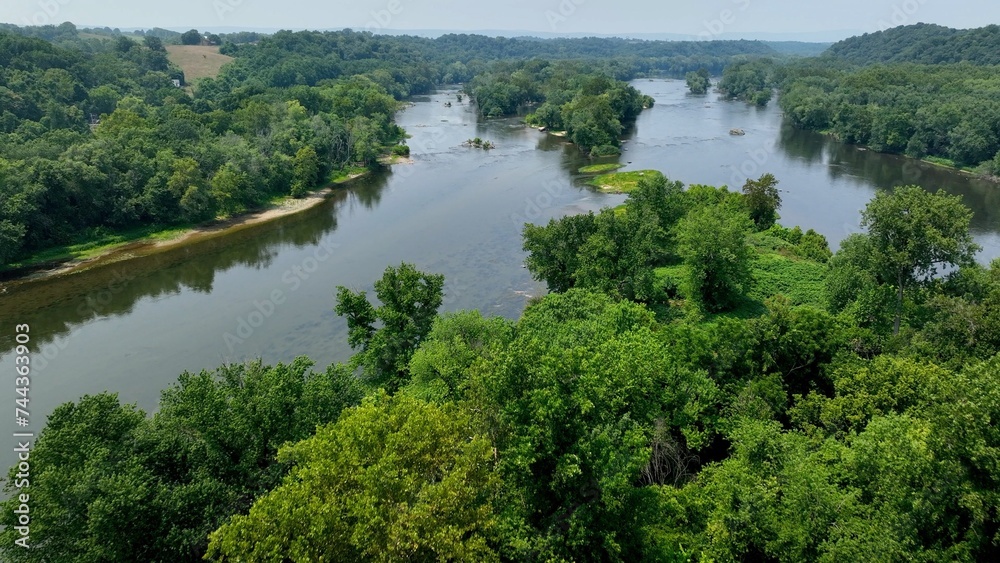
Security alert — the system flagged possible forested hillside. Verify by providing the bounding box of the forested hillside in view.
[6,171,1000,561]
[777,60,1000,172]
[762,24,1000,174]
[823,23,1000,65]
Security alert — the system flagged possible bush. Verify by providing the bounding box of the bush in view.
[391,144,410,156]
[590,144,621,157]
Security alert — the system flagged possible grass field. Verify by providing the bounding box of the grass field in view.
[579,163,625,174]
[585,170,662,193]
[166,45,233,84]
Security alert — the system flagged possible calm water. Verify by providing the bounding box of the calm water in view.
[1,79,999,472]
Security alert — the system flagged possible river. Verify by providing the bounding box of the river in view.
[1,79,999,472]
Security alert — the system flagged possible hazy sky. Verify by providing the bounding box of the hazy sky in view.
[2,0,998,38]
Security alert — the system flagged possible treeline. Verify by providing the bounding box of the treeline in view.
[212,30,780,93]
[465,60,653,154]
[0,29,408,267]
[6,170,1000,561]
[824,23,1000,66]
[778,61,1000,171]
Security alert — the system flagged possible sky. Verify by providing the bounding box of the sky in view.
[2,0,998,40]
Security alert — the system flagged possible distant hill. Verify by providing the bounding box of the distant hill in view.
[824,23,1000,65]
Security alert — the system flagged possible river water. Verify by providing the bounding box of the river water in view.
[1,79,999,472]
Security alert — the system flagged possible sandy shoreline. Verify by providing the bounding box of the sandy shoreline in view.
[2,174,367,286]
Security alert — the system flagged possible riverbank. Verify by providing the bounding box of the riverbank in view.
[0,171,370,286]
[815,129,999,183]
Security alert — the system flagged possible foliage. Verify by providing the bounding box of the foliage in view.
[472,62,652,153]
[207,392,500,562]
[466,290,718,561]
[585,170,662,193]
[861,186,979,333]
[0,29,406,268]
[685,68,711,94]
[779,59,1000,169]
[180,29,201,46]
[676,204,756,312]
[335,263,446,391]
[719,59,775,106]
[14,175,1000,560]
[0,359,363,562]
[824,23,1000,66]
[579,163,624,174]
[523,212,599,293]
[741,173,782,230]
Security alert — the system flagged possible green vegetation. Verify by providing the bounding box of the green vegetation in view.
[474,62,654,154]
[719,58,775,106]
[8,20,1000,563]
[578,163,624,174]
[0,28,413,269]
[585,169,662,193]
[779,61,1000,171]
[685,68,711,94]
[0,359,363,561]
[823,23,1000,65]
[463,137,496,150]
[741,172,782,230]
[6,168,1000,560]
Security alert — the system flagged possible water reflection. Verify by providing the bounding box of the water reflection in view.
[0,170,391,356]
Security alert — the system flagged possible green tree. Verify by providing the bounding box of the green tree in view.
[861,186,979,334]
[741,173,782,230]
[180,29,202,45]
[685,69,711,95]
[290,145,319,198]
[407,311,516,402]
[522,212,599,293]
[676,205,755,312]
[467,290,717,561]
[575,206,666,302]
[335,263,446,391]
[206,392,500,562]
[0,360,363,562]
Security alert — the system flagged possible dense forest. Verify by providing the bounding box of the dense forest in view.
[5,168,999,561]
[824,22,1000,65]
[0,28,408,268]
[718,58,775,106]
[465,61,654,154]
[779,62,1000,172]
